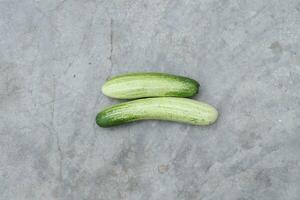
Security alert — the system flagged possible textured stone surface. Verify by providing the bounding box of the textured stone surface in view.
[1,0,300,199]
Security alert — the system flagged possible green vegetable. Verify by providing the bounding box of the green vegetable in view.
[96,97,218,127]
[101,72,199,99]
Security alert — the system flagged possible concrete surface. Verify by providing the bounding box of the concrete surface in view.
[1,0,300,199]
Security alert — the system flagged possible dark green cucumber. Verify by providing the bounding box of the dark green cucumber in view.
[102,72,199,99]
[96,97,218,127]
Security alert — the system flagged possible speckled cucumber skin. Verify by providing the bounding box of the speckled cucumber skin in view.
[101,72,199,99]
[96,97,218,127]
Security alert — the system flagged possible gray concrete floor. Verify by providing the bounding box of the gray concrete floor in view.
[1,0,300,199]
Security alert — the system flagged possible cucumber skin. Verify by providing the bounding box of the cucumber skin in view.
[102,72,199,99]
[96,97,218,127]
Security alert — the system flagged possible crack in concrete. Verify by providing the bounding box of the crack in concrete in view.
[51,75,63,183]
[108,18,114,78]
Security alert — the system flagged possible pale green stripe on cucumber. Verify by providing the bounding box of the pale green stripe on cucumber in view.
[96,97,218,127]
[102,72,199,99]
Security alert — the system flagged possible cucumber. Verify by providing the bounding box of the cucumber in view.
[96,97,218,127]
[102,72,199,99]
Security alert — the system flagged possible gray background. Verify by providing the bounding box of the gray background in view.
[1,0,300,199]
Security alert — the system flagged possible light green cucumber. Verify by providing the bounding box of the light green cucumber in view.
[102,72,199,99]
[96,97,218,127]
